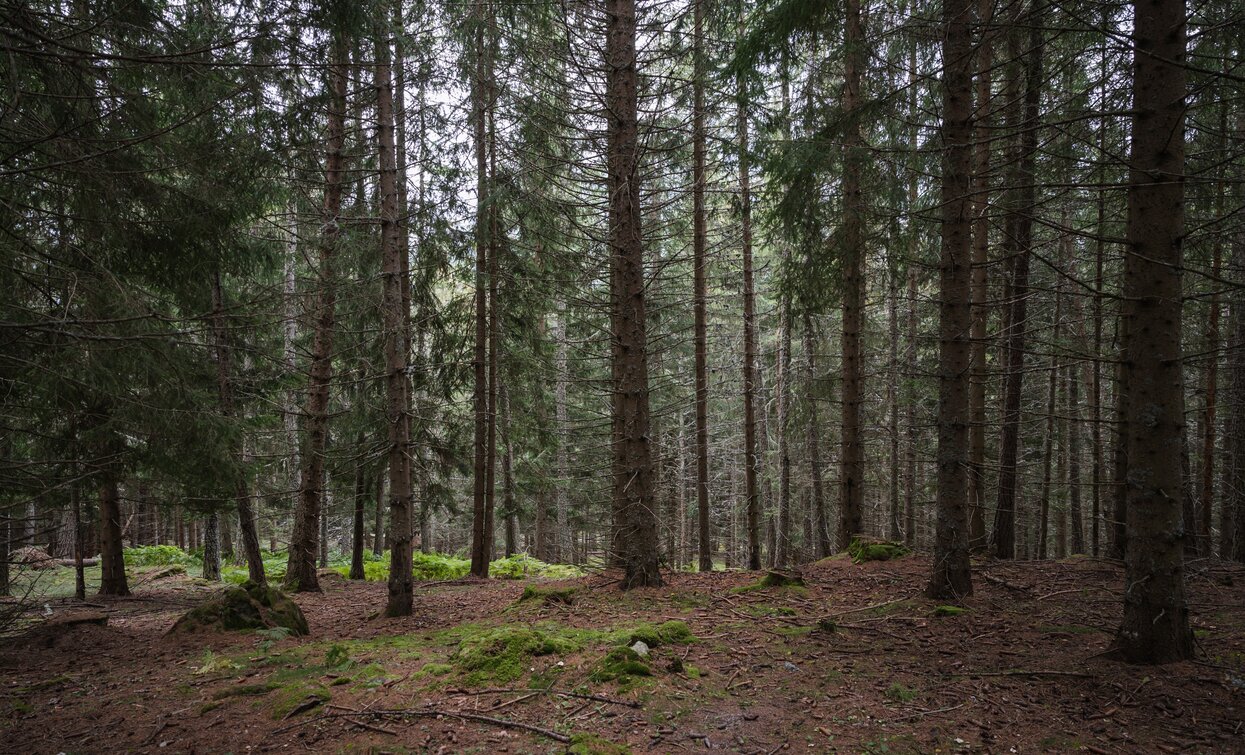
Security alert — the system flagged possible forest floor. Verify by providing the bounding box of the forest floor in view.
[2,554,1243,754]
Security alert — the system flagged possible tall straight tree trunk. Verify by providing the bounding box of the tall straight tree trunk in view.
[991,0,1044,559]
[377,25,415,618]
[484,23,500,570]
[97,467,129,596]
[286,30,347,593]
[606,0,661,589]
[501,381,517,558]
[904,264,919,547]
[1114,0,1193,663]
[803,313,831,557]
[555,297,571,563]
[211,272,265,584]
[776,292,793,566]
[926,0,974,600]
[838,0,865,549]
[202,511,221,581]
[350,431,366,580]
[373,462,386,556]
[1068,350,1085,554]
[967,0,994,550]
[1200,172,1226,555]
[737,61,761,571]
[887,261,901,541]
[1226,231,1245,561]
[692,0,712,573]
[1037,335,1059,559]
[469,0,492,579]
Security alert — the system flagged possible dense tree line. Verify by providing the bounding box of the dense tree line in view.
[2,0,1241,661]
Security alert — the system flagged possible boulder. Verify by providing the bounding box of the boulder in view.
[168,580,309,636]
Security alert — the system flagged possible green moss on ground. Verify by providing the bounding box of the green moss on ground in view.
[846,537,909,564]
[732,571,807,595]
[451,626,579,684]
[568,733,632,754]
[517,585,578,606]
[589,646,652,683]
[932,605,967,617]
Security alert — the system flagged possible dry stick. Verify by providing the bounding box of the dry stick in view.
[489,692,541,711]
[881,702,968,724]
[449,687,640,708]
[274,708,572,744]
[952,670,1095,679]
[819,595,912,622]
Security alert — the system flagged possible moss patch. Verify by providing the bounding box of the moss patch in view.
[732,572,808,595]
[847,538,909,564]
[885,683,918,702]
[569,732,632,754]
[590,646,652,683]
[932,605,967,617]
[451,626,577,685]
[517,585,578,606]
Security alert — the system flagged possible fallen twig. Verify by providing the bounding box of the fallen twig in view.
[448,687,640,708]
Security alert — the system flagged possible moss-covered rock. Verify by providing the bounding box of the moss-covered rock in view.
[169,581,309,636]
[517,585,578,606]
[731,571,807,594]
[846,537,909,564]
[589,646,652,683]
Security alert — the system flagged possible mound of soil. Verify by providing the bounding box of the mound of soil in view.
[168,580,309,636]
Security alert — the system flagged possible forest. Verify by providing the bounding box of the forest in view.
[1,0,1243,751]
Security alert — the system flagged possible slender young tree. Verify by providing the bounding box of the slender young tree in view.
[469,0,492,579]
[692,0,713,573]
[737,52,762,572]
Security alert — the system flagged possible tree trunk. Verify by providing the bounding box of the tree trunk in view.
[285,29,347,593]
[374,462,386,556]
[377,24,415,618]
[1113,0,1193,663]
[991,1,1044,559]
[737,59,761,572]
[501,382,517,559]
[1222,224,1245,560]
[692,0,712,574]
[606,0,661,589]
[555,297,571,563]
[212,272,265,584]
[350,432,366,580]
[202,510,221,581]
[97,469,129,596]
[967,0,994,550]
[803,312,831,557]
[469,0,492,580]
[1200,173,1225,555]
[926,0,974,600]
[838,0,866,551]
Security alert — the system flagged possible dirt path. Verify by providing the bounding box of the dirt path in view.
[2,556,1242,753]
